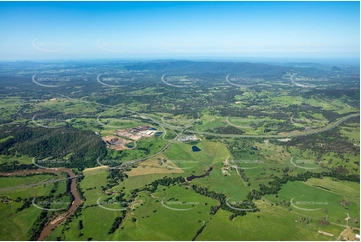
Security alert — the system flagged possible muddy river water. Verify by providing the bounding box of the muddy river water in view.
[0,168,82,241]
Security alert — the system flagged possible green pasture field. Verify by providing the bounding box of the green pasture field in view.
[96,118,148,131]
[36,99,99,115]
[264,181,360,228]
[1,68,360,241]
[339,123,360,144]
[0,154,34,165]
[0,204,44,240]
[190,115,226,131]
[114,173,179,194]
[0,98,22,122]
[286,146,359,175]
[45,205,123,241]
[228,141,291,189]
[96,108,127,116]
[304,177,359,205]
[46,169,112,241]
[162,114,198,125]
[0,174,57,190]
[0,182,55,199]
[70,116,155,134]
[197,201,342,241]
[128,87,164,96]
[291,112,329,128]
[48,172,219,241]
[114,185,219,240]
[79,169,109,206]
[271,95,306,105]
[118,136,168,163]
[307,95,359,114]
[162,129,177,140]
[46,169,124,240]
[0,173,69,240]
[109,140,229,194]
[68,118,100,132]
[190,161,250,202]
[227,116,276,128]
[49,179,68,197]
[162,140,229,175]
[0,136,13,143]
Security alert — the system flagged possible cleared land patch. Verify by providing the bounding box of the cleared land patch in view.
[125,154,184,177]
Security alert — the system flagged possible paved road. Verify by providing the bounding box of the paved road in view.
[61,94,359,139]
[60,93,359,141]
[184,113,360,139]
[0,175,80,192]
[0,168,81,191]
[290,73,311,88]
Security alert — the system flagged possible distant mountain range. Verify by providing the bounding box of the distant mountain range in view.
[124,60,287,78]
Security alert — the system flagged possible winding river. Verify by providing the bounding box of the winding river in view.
[0,168,82,241]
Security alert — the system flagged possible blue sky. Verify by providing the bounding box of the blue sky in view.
[0,1,359,61]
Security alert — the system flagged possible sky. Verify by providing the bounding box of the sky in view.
[0,1,359,61]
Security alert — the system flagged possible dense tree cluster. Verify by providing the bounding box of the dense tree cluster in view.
[247,171,360,200]
[190,185,257,219]
[205,126,245,135]
[108,212,126,234]
[29,210,49,240]
[0,124,107,170]
[145,176,185,193]
[192,225,206,241]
